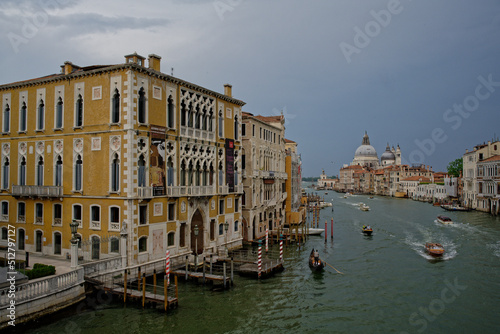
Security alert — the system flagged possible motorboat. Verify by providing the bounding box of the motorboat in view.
[425,243,445,256]
[306,228,325,236]
[441,204,471,212]
[437,215,453,224]
[362,226,373,235]
[360,204,370,211]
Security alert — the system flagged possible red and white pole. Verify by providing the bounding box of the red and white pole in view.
[258,245,262,278]
[279,240,283,262]
[165,250,170,286]
[265,228,269,252]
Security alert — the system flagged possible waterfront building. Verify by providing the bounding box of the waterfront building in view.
[284,139,305,228]
[476,155,500,215]
[462,140,500,209]
[338,164,364,193]
[240,112,287,241]
[400,176,431,198]
[380,144,396,167]
[0,53,245,265]
[316,169,337,189]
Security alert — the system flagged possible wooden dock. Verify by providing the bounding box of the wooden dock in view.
[239,259,284,279]
[172,270,230,286]
[104,286,178,310]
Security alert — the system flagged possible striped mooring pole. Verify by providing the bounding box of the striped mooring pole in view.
[258,244,262,278]
[165,250,170,286]
[265,228,269,252]
[279,240,283,262]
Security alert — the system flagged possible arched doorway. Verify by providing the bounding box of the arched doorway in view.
[191,210,204,255]
[18,229,25,250]
[54,232,62,255]
[35,230,43,252]
[91,236,100,260]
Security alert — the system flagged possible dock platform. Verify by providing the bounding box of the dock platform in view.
[104,285,178,310]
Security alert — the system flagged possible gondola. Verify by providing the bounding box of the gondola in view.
[309,249,325,271]
[362,226,373,235]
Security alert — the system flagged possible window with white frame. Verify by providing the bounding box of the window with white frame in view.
[218,110,224,138]
[55,97,63,129]
[167,96,174,128]
[167,232,175,247]
[1,201,8,221]
[109,206,120,231]
[3,104,10,133]
[35,203,43,224]
[74,154,82,191]
[111,88,120,123]
[73,204,82,228]
[36,156,44,186]
[139,204,148,225]
[138,236,147,252]
[19,102,27,132]
[138,87,146,124]
[55,155,63,187]
[2,157,9,190]
[37,99,45,130]
[110,237,119,253]
[111,153,120,192]
[75,94,83,127]
[90,205,100,229]
[53,203,62,226]
[17,202,25,223]
[19,156,26,186]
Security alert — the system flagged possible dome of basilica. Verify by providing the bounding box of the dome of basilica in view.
[354,132,378,158]
[380,144,396,161]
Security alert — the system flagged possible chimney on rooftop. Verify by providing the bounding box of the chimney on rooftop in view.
[64,61,73,75]
[148,54,161,72]
[224,84,232,98]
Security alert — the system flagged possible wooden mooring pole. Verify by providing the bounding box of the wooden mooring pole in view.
[153,269,157,295]
[185,256,189,281]
[142,273,146,308]
[203,256,206,284]
[123,269,127,303]
[175,275,179,300]
[164,276,168,311]
[138,267,141,290]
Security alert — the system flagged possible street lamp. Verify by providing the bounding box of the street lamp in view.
[193,225,199,270]
[70,219,79,269]
[224,221,229,257]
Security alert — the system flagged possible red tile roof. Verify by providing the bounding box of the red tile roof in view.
[402,176,431,182]
[480,155,500,162]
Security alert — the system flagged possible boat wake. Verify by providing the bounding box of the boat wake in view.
[404,233,458,261]
[487,241,500,258]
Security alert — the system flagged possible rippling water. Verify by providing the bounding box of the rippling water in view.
[25,187,500,334]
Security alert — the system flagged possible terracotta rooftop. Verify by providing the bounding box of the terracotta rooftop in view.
[254,115,283,123]
[284,138,296,143]
[402,176,431,182]
[341,165,364,170]
[480,155,500,162]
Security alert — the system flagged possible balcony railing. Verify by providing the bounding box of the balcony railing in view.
[53,218,62,226]
[137,187,153,198]
[234,184,243,193]
[109,222,120,231]
[12,185,63,198]
[91,220,101,229]
[180,126,215,142]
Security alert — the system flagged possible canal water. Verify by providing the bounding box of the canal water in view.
[26,185,500,334]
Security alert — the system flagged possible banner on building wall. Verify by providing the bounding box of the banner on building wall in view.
[150,125,166,196]
[225,139,235,193]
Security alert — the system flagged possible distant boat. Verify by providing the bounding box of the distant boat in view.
[437,215,453,224]
[441,204,471,212]
[309,249,325,272]
[360,204,370,211]
[362,226,373,235]
[425,242,445,257]
[306,228,325,236]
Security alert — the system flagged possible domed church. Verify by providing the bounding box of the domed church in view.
[351,132,402,168]
[352,132,379,168]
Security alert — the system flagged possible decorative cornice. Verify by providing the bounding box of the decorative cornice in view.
[0,63,246,107]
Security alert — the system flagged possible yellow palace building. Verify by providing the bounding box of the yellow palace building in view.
[0,53,245,266]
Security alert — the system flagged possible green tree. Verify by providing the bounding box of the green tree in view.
[447,158,463,177]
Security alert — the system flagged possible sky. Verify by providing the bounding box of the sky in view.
[1,0,500,177]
